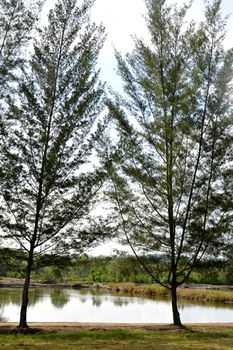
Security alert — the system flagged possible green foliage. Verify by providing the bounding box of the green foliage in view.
[0,248,26,277]
[0,0,108,264]
[1,0,107,257]
[102,0,233,326]
[0,0,108,327]
[39,266,63,284]
[1,249,231,286]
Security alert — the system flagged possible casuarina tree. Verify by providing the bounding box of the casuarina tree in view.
[106,0,233,326]
[0,0,106,328]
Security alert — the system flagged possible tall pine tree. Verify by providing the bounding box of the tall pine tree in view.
[106,0,233,326]
[0,0,106,328]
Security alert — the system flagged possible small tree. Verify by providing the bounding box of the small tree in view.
[106,0,233,326]
[0,0,106,328]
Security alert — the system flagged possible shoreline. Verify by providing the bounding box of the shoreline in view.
[1,277,233,304]
[0,322,233,332]
[1,277,233,290]
[1,279,233,333]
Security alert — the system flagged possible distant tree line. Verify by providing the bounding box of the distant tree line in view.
[1,248,233,286]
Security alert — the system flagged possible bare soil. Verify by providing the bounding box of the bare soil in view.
[0,277,68,288]
[1,277,233,291]
[0,322,233,333]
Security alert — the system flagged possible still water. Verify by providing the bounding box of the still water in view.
[0,287,233,323]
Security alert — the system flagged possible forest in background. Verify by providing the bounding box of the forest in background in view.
[1,248,233,286]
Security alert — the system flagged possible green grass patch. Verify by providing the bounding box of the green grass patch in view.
[102,282,233,304]
[1,328,233,350]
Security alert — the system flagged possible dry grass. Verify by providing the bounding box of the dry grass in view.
[100,283,233,304]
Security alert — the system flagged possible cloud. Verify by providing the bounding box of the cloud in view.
[92,0,148,52]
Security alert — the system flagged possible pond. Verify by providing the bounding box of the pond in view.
[0,287,233,323]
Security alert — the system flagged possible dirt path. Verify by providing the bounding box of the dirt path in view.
[0,277,69,288]
[1,277,233,291]
[0,322,233,332]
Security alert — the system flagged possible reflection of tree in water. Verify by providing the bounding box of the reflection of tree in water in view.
[28,288,44,306]
[132,298,146,305]
[0,306,8,322]
[178,300,233,310]
[113,298,129,307]
[79,289,106,297]
[79,296,87,304]
[0,288,22,306]
[92,296,102,307]
[50,289,69,308]
[0,288,46,308]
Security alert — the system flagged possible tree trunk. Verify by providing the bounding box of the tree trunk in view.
[18,245,34,328]
[171,285,182,326]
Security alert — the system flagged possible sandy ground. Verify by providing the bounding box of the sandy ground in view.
[0,277,62,288]
[1,277,233,290]
[0,322,233,332]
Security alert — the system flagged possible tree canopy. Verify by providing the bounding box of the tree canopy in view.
[0,0,107,328]
[105,0,233,326]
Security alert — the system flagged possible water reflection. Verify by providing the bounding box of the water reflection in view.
[0,307,8,322]
[50,289,69,308]
[0,287,233,323]
[113,298,129,307]
[92,296,102,307]
[0,288,22,306]
[0,288,42,307]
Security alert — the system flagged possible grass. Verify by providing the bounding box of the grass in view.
[1,328,233,349]
[101,282,233,304]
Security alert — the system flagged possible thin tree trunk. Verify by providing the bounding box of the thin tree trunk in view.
[16,20,64,328]
[16,24,63,326]
[171,284,182,326]
[18,245,34,328]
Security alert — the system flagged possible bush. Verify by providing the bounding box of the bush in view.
[39,267,63,284]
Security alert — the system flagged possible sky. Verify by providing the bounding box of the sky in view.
[91,0,233,91]
[42,0,233,256]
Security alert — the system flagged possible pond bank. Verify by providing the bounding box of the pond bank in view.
[1,277,233,304]
[92,282,233,304]
[0,321,233,332]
